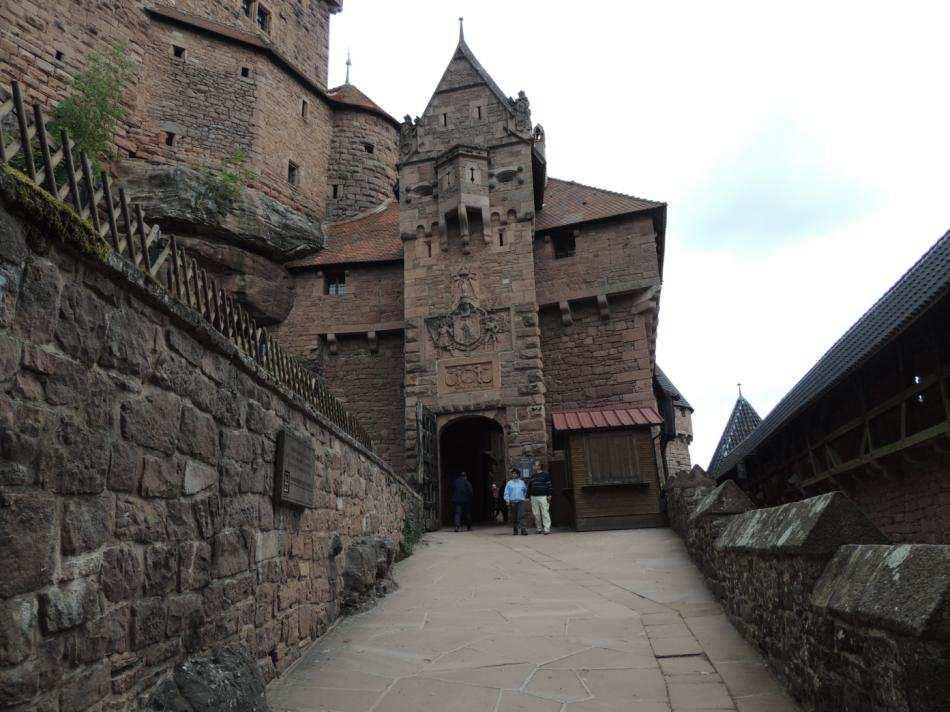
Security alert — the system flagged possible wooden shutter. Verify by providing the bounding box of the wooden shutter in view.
[584,431,641,484]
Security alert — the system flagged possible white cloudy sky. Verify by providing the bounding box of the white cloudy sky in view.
[329,1,949,468]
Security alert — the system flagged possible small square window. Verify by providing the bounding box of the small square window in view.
[498,230,505,247]
[256,4,271,32]
[301,99,309,119]
[173,45,185,59]
[242,0,253,17]
[164,132,176,147]
[331,184,339,199]
[363,142,374,154]
[241,66,250,78]
[475,105,482,120]
[442,113,448,127]
[287,161,299,186]
[55,50,64,62]
[553,233,576,259]
[325,271,346,296]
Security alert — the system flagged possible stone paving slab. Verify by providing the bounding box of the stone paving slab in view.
[267,527,801,712]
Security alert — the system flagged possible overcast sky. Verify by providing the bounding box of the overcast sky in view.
[328,1,949,468]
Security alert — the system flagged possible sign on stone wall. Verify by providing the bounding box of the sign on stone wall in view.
[274,429,317,508]
[438,356,500,395]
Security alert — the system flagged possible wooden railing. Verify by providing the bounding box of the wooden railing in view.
[0,80,375,452]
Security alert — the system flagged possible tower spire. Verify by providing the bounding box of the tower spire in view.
[737,382,743,398]
[458,16,464,43]
[345,48,352,85]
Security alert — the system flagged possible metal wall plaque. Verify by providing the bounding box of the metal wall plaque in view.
[274,428,316,508]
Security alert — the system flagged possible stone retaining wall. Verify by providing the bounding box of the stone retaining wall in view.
[0,169,423,710]
[666,471,950,712]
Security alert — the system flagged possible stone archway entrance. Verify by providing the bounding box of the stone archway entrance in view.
[439,416,505,527]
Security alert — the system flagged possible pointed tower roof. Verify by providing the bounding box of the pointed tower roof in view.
[425,21,515,117]
[707,392,762,476]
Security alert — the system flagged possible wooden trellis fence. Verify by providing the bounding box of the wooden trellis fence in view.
[0,80,374,451]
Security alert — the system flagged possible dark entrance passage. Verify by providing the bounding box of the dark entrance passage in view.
[439,417,505,527]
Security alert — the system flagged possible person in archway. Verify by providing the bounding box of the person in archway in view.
[528,459,553,535]
[503,467,528,536]
[451,471,474,532]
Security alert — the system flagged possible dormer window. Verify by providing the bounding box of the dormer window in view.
[256,3,271,32]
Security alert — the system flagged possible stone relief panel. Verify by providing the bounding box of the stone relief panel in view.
[437,356,501,395]
[425,268,511,355]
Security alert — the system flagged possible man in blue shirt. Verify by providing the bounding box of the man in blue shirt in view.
[503,467,528,536]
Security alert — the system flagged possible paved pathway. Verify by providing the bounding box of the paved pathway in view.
[268,527,799,712]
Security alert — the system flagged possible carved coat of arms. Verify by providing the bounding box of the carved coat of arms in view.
[426,270,508,354]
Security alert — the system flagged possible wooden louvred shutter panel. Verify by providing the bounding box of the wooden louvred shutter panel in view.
[585,432,641,484]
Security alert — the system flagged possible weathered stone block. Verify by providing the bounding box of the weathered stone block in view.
[690,480,753,522]
[0,597,36,666]
[179,406,218,465]
[213,529,251,579]
[184,460,218,495]
[115,496,166,543]
[141,455,183,498]
[178,541,212,592]
[121,392,182,455]
[0,491,56,597]
[715,492,888,555]
[58,662,110,712]
[61,494,115,555]
[11,258,62,345]
[132,598,167,650]
[43,416,110,495]
[144,544,178,596]
[101,545,144,603]
[99,308,157,377]
[811,544,950,640]
[39,579,100,634]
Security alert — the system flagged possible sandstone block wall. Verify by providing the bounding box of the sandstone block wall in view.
[667,474,950,712]
[0,175,421,710]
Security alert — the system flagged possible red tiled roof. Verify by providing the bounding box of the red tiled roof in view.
[287,202,402,268]
[327,84,400,127]
[536,178,664,233]
[552,407,663,432]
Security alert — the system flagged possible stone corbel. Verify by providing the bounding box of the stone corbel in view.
[559,300,573,326]
[597,293,610,321]
[326,333,338,355]
[367,330,378,354]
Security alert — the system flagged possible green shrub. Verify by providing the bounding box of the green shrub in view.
[50,44,136,171]
[399,514,423,558]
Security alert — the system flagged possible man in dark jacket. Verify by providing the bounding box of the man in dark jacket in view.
[528,460,553,534]
[451,472,474,532]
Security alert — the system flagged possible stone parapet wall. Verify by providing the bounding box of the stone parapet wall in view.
[666,473,950,712]
[0,174,422,710]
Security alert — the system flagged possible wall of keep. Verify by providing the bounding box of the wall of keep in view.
[533,214,660,306]
[0,0,334,219]
[313,334,406,478]
[540,293,658,414]
[666,476,950,712]
[0,175,421,710]
[276,263,405,356]
[326,109,399,221]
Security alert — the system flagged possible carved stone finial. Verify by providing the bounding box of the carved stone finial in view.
[399,114,417,157]
[513,90,531,133]
[345,48,352,85]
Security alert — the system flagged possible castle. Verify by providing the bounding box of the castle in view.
[1,1,692,530]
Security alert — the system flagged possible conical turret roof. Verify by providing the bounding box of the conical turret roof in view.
[708,394,762,476]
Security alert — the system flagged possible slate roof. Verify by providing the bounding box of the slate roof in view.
[707,396,762,476]
[327,84,400,127]
[286,202,401,268]
[454,36,516,116]
[536,178,665,233]
[713,229,950,479]
[655,366,693,411]
[552,407,664,432]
